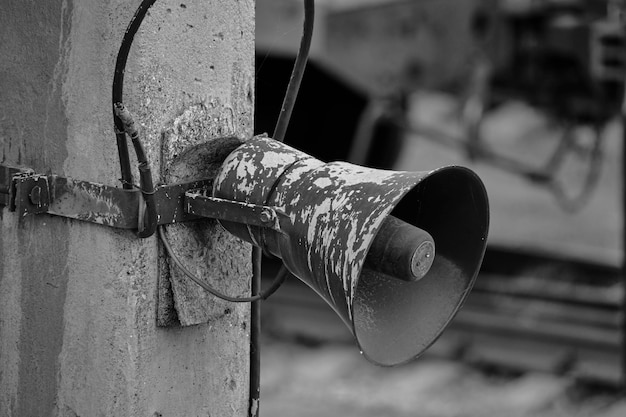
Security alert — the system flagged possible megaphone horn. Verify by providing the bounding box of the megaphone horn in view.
[213,136,489,366]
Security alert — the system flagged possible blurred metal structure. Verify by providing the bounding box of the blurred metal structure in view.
[257,0,487,97]
[458,0,625,212]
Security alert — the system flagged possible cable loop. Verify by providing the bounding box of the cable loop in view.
[113,0,314,300]
[159,226,288,303]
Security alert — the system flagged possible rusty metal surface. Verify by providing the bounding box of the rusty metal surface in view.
[0,166,31,209]
[13,175,51,216]
[154,180,213,226]
[185,191,285,232]
[213,136,489,366]
[0,165,212,229]
[0,166,25,195]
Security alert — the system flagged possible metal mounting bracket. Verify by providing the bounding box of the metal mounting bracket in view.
[0,164,286,231]
[185,191,285,232]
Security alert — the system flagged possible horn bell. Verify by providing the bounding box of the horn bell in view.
[213,136,489,366]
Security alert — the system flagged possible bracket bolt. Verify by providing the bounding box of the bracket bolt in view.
[29,186,42,206]
[259,209,274,224]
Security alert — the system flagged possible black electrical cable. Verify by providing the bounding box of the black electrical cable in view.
[159,226,288,303]
[112,0,313,295]
[273,0,315,142]
[113,0,157,190]
[249,247,262,417]
[114,103,158,238]
[112,0,158,237]
[113,0,314,294]
[260,0,316,315]
[548,123,605,212]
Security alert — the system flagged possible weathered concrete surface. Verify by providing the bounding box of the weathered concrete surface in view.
[158,110,249,327]
[1,1,253,416]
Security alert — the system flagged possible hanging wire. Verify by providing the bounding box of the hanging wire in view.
[112,0,314,298]
[158,226,288,303]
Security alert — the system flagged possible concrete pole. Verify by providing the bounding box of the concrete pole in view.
[0,1,254,416]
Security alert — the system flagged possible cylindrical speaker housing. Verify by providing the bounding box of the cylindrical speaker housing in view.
[213,136,489,366]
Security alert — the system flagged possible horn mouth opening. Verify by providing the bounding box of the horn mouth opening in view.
[352,166,489,366]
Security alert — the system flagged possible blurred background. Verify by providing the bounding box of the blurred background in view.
[255,0,626,415]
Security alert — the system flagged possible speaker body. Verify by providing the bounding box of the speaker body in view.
[213,136,489,366]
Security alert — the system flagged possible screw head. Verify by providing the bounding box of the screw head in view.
[259,209,274,224]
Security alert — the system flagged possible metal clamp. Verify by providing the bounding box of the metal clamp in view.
[1,164,287,232]
[0,165,212,228]
[185,191,285,232]
[13,173,51,217]
[0,166,33,210]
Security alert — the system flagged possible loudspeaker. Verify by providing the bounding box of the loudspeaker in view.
[213,136,489,366]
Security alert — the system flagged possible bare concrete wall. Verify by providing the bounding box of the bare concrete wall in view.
[0,1,254,416]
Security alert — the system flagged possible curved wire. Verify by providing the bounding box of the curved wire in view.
[272,0,315,143]
[112,0,158,237]
[266,0,315,300]
[113,0,157,190]
[158,226,288,303]
[114,0,314,297]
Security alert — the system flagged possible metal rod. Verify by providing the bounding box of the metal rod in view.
[249,248,262,417]
[621,74,626,386]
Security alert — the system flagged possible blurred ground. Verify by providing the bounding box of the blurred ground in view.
[260,91,625,416]
[261,338,626,417]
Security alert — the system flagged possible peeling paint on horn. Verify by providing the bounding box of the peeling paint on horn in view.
[213,136,489,366]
